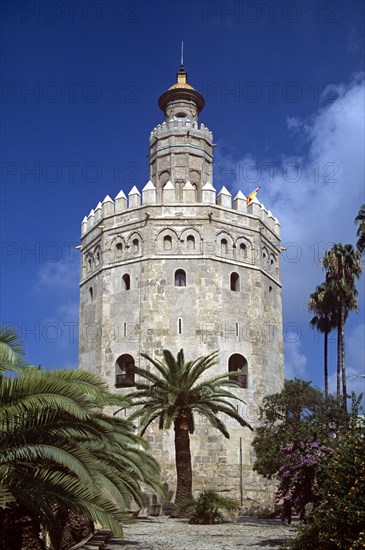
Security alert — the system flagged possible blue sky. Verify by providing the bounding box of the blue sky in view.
[1,0,364,398]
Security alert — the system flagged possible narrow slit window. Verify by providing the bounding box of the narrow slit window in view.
[132,239,139,254]
[89,287,93,301]
[122,274,130,291]
[230,272,240,291]
[116,243,123,259]
[187,235,195,251]
[221,238,228,255]
[178,318,182,334]
[164,235,172,251]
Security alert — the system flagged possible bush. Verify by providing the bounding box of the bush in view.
[288,415,365,549]
[179,491,239,524]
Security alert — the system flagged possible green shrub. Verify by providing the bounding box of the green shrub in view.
[287,415,365,549]
[179,491,239,524]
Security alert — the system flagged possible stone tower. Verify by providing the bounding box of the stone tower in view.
[78,63,284,511]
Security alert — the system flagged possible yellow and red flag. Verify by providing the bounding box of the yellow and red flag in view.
[246,186,260,205]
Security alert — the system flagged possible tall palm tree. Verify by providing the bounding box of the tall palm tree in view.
[309,282,337,399]
[127,349,252,513]
[0,328,162,550]
[322,244,362,406]
[355,203,365,255]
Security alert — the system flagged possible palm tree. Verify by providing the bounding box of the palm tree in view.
[0,328,162,550]
[0,326,26,373]
[127,349,252,513]
[309,282,337,399]
[322,244,362,406]
[355,204,365,255]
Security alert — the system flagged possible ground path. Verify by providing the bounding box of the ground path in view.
[81,516,298,549]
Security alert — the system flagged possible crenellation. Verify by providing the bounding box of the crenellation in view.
[81,216,87,235]
[115,189,127,212]
[87,209,94,230]
[217,186,232,209]
[267,210,276,232]
[233,190,246,212]
[128,186,141,209]
[101,195,114,218]
[182,181,196,203]
[81,186,280,241]
[94,202,102,223]
[142,180,157,204]
[162,180,176,203]
[247,197,262,218]
[202,181,216,204]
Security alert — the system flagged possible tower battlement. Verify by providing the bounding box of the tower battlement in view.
[81,183,280,238]
[150,120,213,141]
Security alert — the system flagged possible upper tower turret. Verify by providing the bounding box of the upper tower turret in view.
[158,63,205,123]
[149,61,213,202]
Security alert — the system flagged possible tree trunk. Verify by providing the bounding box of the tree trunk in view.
[0,504,45,550]
[172,420,192,516]
[324,330,328,401]
[340,305,347,411]
[337,321,341,400]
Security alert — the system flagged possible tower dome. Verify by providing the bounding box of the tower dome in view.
[158,64,205,123]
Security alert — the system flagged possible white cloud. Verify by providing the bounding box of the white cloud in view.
[286,116,301,131]
[284,334,308,379]
[37,259,80,293]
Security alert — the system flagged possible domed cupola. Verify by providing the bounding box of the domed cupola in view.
[158,63,205,123]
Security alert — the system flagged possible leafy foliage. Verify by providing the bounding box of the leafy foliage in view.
[252,379,348,478]
[179,491,239,524]
[0,326,26,373]
[275,440,333,519]
[355,203,365,255]
[0,329,163,549]
[287,414,365,549]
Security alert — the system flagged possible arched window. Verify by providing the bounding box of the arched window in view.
[116,242,123,259]
[132,239,139,254]
[221,239,228,255]
[175,269,186,287]
[122,274,130,291]
[115,354,135,388]
[95,251,100,266]
[89,287,93,301]
[87,258,92,273]
[163,235,172,251]
[230,272,240,291]
[187,235,195,251]
[240,243,247,259]
[228,354,248,388]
